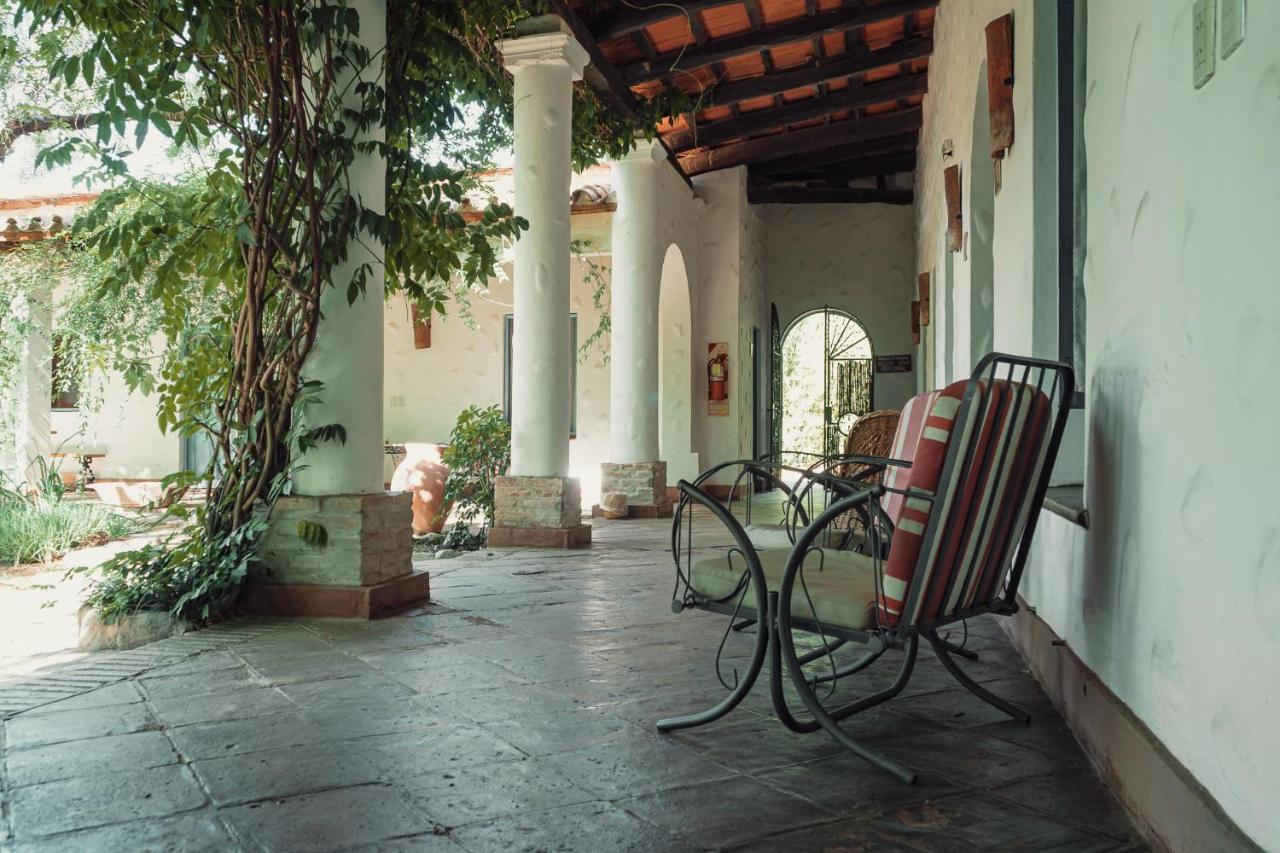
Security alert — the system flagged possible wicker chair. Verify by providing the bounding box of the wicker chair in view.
[836,410,900,483]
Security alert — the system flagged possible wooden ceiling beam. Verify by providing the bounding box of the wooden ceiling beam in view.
[664,72,926,150]
[596,0,739,43]
[747,183,915,205]
[751,131,919,172]
[697,35,932,109]
[621,0,939,84]
[678,106,922,175]
[752,150,918,182]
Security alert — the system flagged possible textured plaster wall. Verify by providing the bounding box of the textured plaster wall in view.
[915,0,1061,368]
[763,203,918,411]
[921,0,1280,845]
[383,234,613,504]
[1052,1,1278,844]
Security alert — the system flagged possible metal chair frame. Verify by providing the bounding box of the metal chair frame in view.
[658,353,1074,784]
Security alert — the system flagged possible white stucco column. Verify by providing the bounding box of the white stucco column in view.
[598,140,671,516]
[608,140,663,463]
[487,19,592,547]
[250,0,428,617]
[499,22,588,478]
[293,0,386,497]
[5,286,51,484]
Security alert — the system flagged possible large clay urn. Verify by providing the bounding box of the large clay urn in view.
[390,442,452,535]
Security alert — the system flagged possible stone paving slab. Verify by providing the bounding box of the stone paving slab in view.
[0,519,1148,851]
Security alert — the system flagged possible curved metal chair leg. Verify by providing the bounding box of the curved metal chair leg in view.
[927,631,1029,723]
[657,609,770,733]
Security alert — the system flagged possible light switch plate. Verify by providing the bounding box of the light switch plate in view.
[1221,0,1245,58]
[1193,0,1216,88]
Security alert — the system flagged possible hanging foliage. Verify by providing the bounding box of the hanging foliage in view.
[5,0,677,620]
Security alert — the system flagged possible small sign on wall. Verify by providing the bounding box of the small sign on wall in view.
[876,354,913,374]
[707,342,730,416]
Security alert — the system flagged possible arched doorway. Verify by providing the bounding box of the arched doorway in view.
[779,308,874,461]
[970,63,996,368]
[658,244,698,482]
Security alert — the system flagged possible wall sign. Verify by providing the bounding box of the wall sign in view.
[707,342,730,416]
[876,354,913,374]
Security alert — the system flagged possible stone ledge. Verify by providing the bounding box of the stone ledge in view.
[600,461,668,507]
[488,524,592,549]
[494,476,583,530]
[242,570,430,619]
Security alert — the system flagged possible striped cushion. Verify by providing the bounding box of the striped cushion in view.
[876,379,1053,627]
[880,390,939,525]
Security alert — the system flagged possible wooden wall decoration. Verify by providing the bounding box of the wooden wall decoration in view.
[944,165,963,252]
[411,303,431,350]
[910,301,921,346]
[986,13,1015,157]
[917,272,931,326]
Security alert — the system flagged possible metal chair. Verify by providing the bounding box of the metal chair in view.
[659,353,1074,783]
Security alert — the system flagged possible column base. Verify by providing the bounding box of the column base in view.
[598,460,671,518]
[242,571,431,619]
[249,491,427,618]
[491,475,591,549]
[591,501,672,519]
[488,524,592,549]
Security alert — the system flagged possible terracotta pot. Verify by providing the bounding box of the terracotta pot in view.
[390,442,452,535]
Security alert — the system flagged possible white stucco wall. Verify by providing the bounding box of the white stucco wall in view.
[763,203,918,412]
[50,357,179,481]
[920,0,1280,845]
[383,238,614,505]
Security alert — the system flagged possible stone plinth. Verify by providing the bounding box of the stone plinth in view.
[245,491,429,618]
[597,461,672,518]
[490,475,592,548]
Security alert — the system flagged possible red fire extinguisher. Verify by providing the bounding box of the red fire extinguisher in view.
[708,349,729,402]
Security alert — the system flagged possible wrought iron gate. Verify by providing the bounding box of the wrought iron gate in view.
[820,308,874,458]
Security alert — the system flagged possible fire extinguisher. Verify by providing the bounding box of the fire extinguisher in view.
[708,350,729,402]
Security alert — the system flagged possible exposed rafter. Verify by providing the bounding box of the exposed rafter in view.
[694,35,932,109]
[678,106,922,175]
[751,131,920,173]
[747,183,915,205]
[595,0,739,43]
[752,150,918,183]
[664,72,926,151]
[620,0,939,84]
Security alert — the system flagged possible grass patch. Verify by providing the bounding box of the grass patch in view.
[0,496,139,566]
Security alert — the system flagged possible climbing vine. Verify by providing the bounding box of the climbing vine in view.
[3,0,681,620]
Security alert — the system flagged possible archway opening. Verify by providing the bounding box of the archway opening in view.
[658,244,698,482]
[779,308,873,465]
[970,62,996,368]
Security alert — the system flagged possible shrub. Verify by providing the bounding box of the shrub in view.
[0,489,138,566]
[440,404,511,530]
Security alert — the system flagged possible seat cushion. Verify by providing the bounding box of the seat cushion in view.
[688,548,878,631]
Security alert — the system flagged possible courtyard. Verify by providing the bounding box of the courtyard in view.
[0,519,1142,852]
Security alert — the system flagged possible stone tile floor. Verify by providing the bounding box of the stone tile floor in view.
[0,518,1147,851]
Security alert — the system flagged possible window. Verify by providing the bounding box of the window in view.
[50,335,80,411]
[502,313,577,439]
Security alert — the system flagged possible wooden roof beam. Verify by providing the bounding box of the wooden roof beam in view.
[751,131,919,172]
[747,183,915,205]
[751,150,918,182]
[596,0,741,43]
[678,106,922,175]
[621,0,940,84]
[664,72,926,150]
[695,35,932,108]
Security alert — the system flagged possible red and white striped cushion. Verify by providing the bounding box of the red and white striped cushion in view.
[875,379,1053,628]
[880,390,939,526]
